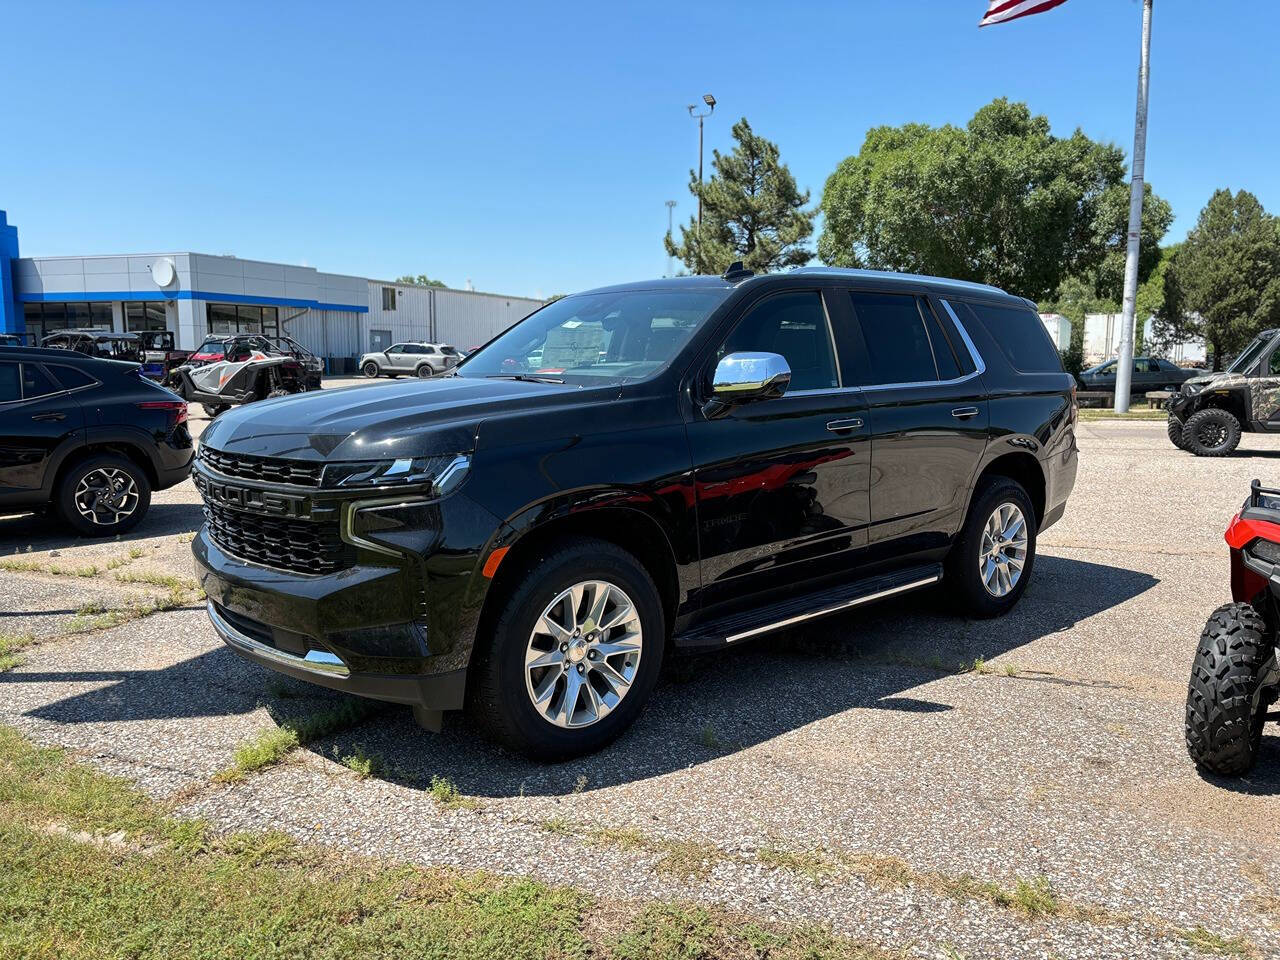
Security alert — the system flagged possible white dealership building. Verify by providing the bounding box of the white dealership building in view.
[0,210,545,373]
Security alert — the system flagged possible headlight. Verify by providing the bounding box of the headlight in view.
[322,454,471,495]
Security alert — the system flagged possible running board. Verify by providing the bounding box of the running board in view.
[675,563,943,649]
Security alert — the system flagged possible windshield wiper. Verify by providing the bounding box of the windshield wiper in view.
[485,374,566,384]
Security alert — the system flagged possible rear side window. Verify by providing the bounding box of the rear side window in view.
[849,292,940,385]
[48,364,98,391]
[0,362,18,402]
[22,364,60,399]
[955,301,1062,373]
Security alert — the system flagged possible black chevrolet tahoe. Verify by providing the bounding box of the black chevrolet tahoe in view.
[192,266,1078,759]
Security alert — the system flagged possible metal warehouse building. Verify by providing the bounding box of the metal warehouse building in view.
[0,211,544,370]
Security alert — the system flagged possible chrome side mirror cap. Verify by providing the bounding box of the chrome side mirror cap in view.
[705,352,791,417]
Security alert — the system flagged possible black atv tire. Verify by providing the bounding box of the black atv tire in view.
[468,536,665,761]
[1184,408,1242,457]
[265,388,291,400]
[1166,416,1191,451]
[202,403,229,418]
[1186,602,1275,775]
[945,476,1037,618]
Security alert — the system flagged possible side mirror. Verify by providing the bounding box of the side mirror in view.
[704,351,791,418]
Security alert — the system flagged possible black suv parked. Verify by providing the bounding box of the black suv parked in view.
[0,348,193,535]
[192,267,1078,759]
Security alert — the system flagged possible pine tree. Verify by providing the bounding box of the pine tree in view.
[666,118,816,275]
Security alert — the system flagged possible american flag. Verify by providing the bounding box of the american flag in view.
[979,0,1069,27]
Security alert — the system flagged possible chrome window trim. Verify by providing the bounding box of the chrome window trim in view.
[939,299,988,376]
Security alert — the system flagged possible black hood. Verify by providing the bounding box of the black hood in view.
[199,376,581,461]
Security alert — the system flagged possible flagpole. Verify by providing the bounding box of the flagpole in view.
[1113,0,1153,413]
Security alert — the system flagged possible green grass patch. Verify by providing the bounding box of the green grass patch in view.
[0,724,900,960]
[1176,926,1258,957]
[216,697,384,782]
[429,774,480,810]
[0,632,38,672]
[338,745,383,779]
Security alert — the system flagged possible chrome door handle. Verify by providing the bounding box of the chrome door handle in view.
[826,418,863,432]
[951,407,980,420]
[31,412,66,422]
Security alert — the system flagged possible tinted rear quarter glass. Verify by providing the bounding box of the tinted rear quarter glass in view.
[48,364,98,391]
[957,301,1062,373]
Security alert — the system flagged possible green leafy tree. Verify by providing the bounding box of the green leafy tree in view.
[819,99,1171,302]
[395,274,446,288]
[1155,189,1280,369]
[666,117,816,275]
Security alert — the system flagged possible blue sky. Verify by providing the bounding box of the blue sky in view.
[2,0,1276,298]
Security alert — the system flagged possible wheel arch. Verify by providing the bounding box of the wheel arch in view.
[475,505,682,657]
[968,450,1046,529]
[49,437,159,497]
[1189,389,1249,425]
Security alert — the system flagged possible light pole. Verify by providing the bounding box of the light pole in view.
[665,200,677,277]
[687,93,716,261]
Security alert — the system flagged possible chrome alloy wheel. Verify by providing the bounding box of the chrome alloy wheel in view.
[73,468,140,526]
[979,502,1028,598]
[525,580,643,729]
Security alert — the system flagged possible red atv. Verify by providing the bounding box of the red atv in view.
[1186,480,1280,774]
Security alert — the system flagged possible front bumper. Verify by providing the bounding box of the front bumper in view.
[194,528,472,710]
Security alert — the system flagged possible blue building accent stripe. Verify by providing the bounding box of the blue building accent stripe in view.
[17,289,368,313]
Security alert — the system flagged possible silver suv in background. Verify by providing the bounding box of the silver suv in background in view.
[359,342,463,379]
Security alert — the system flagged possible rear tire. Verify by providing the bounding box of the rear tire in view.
[946,477,1037,618]
[1167,416,1191,451]
[416,364,435,378]
[1184,408,1242,456]
[468,537,665,761]
[1186,602,1275,775]
[56,454,152,537]
[202,403,228,418]
[362,362,380,378]
[265,388,290,400]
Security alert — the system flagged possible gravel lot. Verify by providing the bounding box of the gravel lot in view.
[3,411,1280,959]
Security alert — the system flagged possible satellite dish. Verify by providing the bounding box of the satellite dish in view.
[151,258,176,288]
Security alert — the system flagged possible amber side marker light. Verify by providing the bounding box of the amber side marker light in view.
[482,547,510,579]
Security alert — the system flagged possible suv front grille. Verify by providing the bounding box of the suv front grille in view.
[200,447,323,487]
[203,501,353,575]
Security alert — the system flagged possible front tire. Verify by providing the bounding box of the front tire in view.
[362,362,380,378]
[1184,408,1242,456]
[1186,602,1275,775]
[202,403,229,418]
[946,477,1037,618]
[56,454,152,537]
[1167,416,1191,451]
[468,537,665,761]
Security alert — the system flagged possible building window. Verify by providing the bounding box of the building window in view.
[123,302,168,332]
[382,287,397,311]
[206,303,280,337]
[22,302,112,341]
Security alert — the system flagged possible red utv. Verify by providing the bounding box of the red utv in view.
[1186,480,1280,774]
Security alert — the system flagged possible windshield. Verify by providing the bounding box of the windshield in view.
[1227,335,1270,374]
[457,289,729,385]
[193,338,227,357]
